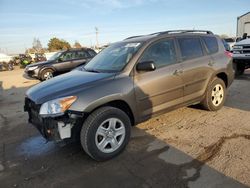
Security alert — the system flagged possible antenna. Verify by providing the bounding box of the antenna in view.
[95,27,99,49]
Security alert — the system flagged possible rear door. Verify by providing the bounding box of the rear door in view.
[176,36,214,102]
[133,38,184,120]
[54,51,77,72]
[71,50,90,68]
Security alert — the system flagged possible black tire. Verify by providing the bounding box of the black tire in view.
[201,77,226,111]
[80,106,131,161]
[8,61,14,71]
[40,69,54,81]
[233,63,245,76]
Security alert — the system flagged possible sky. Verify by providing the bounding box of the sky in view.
[0,0,249,54]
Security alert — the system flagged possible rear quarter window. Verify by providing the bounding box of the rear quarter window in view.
[178,37,204,60]
[87,50,97,57]
[202,36,219,54]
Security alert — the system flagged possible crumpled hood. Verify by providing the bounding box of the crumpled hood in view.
[26,70,116,104]
[236,38,250,46]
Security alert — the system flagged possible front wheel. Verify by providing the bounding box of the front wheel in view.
[40,69,54,81]
[201,77,226,111]
[80,107,131,161]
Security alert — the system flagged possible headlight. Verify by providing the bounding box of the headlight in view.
[39,96,77,116]
[28,66,38,71]
[233,46,243,50]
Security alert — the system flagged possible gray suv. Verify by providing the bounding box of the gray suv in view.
[24,30,234,161]
[25,48,96,81]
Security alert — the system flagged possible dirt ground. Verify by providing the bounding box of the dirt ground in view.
[0,68,250,188]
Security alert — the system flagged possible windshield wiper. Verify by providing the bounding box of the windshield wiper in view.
[84,68,101,73]
[88,69,100,73]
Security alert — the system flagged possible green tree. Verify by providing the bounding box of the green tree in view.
[48,37,71,51]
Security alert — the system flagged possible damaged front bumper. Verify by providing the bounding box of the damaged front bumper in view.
[24,68,39,79]
[24,98,83,142]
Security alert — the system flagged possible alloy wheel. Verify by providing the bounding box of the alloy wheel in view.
[211,84,224,106]
[44,72,53,80]
[95,118,126,153]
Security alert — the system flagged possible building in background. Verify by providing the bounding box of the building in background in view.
[237,12,250,37]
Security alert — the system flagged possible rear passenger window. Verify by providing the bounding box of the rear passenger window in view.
[202,36,219,54]
[140,39,177,69]
[76,51,89,59]
[178,38,204,60]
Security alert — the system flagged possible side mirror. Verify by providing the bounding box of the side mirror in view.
[136,61,156,72]
[58,57,63,62]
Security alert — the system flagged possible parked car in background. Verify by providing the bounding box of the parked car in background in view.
[224,38,236,51]
[24,30,234,161]
[0,53,14,71]
[0,53,12,62]
[25,48,97,80]
[34,53,47,62]
[19,54,33,68]
[232,38,250,75]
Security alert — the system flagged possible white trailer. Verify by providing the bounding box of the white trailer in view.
[237,12,250,38]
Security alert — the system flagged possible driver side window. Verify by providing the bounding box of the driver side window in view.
[140,39,177,69]
[60,52,75,61]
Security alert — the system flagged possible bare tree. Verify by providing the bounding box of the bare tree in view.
[32,38,43,52]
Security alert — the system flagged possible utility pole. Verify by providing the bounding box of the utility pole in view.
[90,39,93,48]
[95,27,99,49]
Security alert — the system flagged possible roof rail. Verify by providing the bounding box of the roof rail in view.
[124,30,214,40]
[151,30,214,35]
[124,35,144,40]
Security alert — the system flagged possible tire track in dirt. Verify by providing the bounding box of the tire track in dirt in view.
[178,133,250,184]
[196,133,250,163]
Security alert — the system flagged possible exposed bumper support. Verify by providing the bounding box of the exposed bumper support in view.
[24,98,83,141]
[58,122,72,139]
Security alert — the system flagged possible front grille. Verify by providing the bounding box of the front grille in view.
[242,45,250,54]
[24,97,42,126]
[240,50,250,54]
[243,45,250,49]
[24,97,41,113]
[25,97,50,139]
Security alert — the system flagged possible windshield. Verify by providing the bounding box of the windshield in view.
[224,38,235,43]
[84,42,142,73]
[48,52,63,61]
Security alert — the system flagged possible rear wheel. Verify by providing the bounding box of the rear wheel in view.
[80,106,131,161]
[201,77,226,111]
[40,69,54,81]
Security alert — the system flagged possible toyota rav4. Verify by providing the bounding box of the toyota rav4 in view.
[24,30,234,161]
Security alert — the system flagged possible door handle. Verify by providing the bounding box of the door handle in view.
[173,70,183,75]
